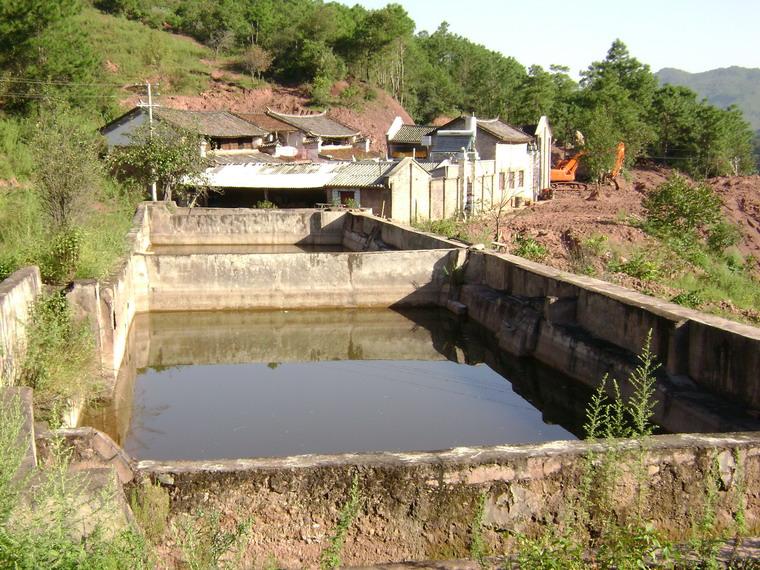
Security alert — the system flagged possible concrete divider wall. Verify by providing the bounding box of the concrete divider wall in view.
[344,212,464,251]
[0,267,41,384]
[67,205,151,386]
[138,433,760,567]
[142,249,463,312]
[149,206,347,246]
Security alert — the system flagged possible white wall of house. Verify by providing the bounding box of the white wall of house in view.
[494,143,534,201]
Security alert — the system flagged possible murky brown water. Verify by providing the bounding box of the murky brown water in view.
[84,309,593,460]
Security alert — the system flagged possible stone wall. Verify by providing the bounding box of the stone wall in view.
[137,432,760,568]
[0,267,41,384]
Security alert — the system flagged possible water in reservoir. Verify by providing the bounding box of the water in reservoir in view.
[83,309,594,460]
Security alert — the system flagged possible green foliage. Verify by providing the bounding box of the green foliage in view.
[174,508,252,570]
[107,122,211,203]
[414,218,461,239]
[254,199,277,209]
[468,493,488,568]
[512,234,548,262]
[643,174,721,238]
[607,250,660,281]
[40,227,84,284]
[0,397,152,569]
[31,102,103,233]
[671,289,704,309]
[320,474,361,570]
[19,293,98,418]
[130,479,170,543]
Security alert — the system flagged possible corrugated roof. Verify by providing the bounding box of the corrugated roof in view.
[267,109,359,138]
[235,112,297,133]
[328,162,396,188]
[477,119,532,143]
[416,160,446,173]
[155,108,268,138]
[205,162,343,189]
[389,124,434,144]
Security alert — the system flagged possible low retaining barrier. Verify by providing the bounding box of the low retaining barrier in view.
[138,432,760,567]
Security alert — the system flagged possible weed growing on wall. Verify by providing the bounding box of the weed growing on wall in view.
[19,293,98,419]
[130,478,171,543]
[469,493,489,568]
[173,508,253,570]
[512,234,548,263]
[320,474,362,570]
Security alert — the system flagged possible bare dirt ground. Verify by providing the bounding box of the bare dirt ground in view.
[482,165,760,271]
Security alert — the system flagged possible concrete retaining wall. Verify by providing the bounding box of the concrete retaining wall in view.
[0,267,41,384]
[149,207,347,246]
[138,432,760,567]
[142,249,463,311]
[459,251,760,430]
[344,212,464,251]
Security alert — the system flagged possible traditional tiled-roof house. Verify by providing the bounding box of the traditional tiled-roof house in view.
[101,107,269,151]
[385,117,435,159]
[259,109,365,160]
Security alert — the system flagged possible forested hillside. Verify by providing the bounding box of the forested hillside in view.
[0,0,757,182]
[656,66,760,131]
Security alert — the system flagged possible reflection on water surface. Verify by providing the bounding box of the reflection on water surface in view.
[83,309,592,460]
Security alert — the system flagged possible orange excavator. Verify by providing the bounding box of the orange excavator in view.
[550,142,625,190]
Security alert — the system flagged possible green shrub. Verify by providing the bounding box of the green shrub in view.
[130,479,170,543]
[40,228,84,284]
[19,293,98,418]
[513,234,548,262]
[671,290,703,309]
[707,220,742,253]
[642,174,721,238]
[173,509,252,570]
[254,199,277,209]
[607,251,660,281]
[414,218,460,239]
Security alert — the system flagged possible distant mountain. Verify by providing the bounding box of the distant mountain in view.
[655,66,760,132]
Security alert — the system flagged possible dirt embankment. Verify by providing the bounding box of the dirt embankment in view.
[488,166,760,272]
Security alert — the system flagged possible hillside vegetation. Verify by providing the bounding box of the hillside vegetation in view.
[656,66,760,131]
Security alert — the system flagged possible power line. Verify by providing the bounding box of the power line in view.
[0,76,136,88]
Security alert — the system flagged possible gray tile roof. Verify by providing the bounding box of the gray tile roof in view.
[328,161,396,188]
[235,112,297,133]
[477,119,532,143]
[210,152,285,166]
[267,109,359,138]
[155,108,269,138]
[389,124,434,144]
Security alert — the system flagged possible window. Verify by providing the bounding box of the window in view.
[518,170,525,187]
[508,171,515,189]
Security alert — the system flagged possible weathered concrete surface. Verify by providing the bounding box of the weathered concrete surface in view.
[344,213,464,251]
[462,250,760,412]
[0,266,41,384]
[142,249,464,312]
[138,433,760,568]
[66,205,150,389]
[149,206,347,246]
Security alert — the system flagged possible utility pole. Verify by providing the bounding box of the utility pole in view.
[137,81,160,201]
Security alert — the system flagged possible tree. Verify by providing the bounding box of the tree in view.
[108,123,212,204]
[31,102,102,232]
[243,44,273,82]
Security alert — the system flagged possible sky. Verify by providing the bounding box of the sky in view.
[334,0,760,78]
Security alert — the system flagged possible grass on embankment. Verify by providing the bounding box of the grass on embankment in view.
[76,7,214,95]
